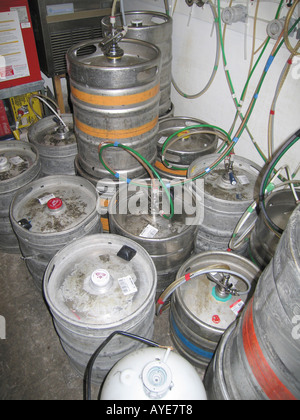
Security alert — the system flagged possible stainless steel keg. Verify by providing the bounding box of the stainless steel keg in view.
[250,189,300,269]
[44,234,157,384]
[0,141,41,253]
[67,38,161,180]
[102,11,173,117]
[204,205,300,400]
[28,114,78,176]
[108,179,200,294]
[157,117,219,167]
[188,154,261,255]
[170,251,260,370]
[10,175,102,290]
[155,117,219,180]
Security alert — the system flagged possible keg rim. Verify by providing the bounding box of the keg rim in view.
[0,140,41,192]
[101,10,173,28]
[67,38,161,72]
[43,233,157,330]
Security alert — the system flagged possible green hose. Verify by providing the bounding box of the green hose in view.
[99,142,175,220]
[161,123,232,171]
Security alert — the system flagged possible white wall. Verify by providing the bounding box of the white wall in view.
[125,0,300,172]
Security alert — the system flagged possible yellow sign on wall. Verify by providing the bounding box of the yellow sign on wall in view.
[9,92,43,129]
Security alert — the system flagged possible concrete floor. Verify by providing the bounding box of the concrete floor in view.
[0,249,202,401]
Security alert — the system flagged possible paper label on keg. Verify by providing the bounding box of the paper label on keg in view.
[140,224,159,239]
[237,175,250,185]
[9,156,25,165]
[230,299,244,316]
[118,276,138,296]
[158,136,168,145]
[38,194,55,205]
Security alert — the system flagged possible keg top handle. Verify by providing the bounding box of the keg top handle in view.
[266,165,300,204]
[67,39,161,89]
[259,129,300,236]
[102,10,172,28]
[229,173,300,251]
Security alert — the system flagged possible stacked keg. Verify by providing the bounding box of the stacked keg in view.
[28,114,78,177]
[68,11,175,237]
[36,17,168,383]
[188,154,261,255]
[204,205,300,400]
[101,11,173,119]
[68,36,162,184]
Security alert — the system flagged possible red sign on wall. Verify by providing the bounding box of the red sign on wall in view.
[0,0,42,90]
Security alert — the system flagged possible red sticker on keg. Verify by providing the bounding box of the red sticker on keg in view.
[212,315,221,324]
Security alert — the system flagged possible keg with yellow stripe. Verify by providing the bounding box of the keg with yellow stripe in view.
[102,11,173,118]
[67,38,161,180]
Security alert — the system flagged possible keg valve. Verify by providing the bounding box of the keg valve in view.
[100,16,127,60]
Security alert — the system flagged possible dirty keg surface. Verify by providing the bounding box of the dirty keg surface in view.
[0,251,183,400]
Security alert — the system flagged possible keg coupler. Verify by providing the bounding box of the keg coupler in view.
[207,272,238,302]
[52,117,70,140]
[100,16,127,59]
[224,155,237,186]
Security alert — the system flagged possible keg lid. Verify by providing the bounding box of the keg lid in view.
[28,115,77,148]
[11,175,98,234]
[44,234,157,326]
[157,117,218,166]
[102,11,171,31]
[188,154,261,202]
[0,141,38,183]
[71,39,159,68]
